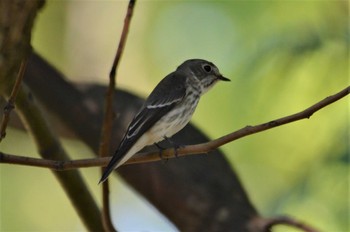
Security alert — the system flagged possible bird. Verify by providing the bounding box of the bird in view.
[99,59,230,183]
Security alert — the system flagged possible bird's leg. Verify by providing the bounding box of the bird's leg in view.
[154,142,168,163]
[163,136,182,158]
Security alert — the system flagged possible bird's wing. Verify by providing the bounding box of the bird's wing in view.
[99,72,187,183]
[126,72,187,139]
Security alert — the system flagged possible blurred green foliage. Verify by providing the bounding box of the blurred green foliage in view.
[1,1,348,231]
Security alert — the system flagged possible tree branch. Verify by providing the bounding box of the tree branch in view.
[100,1,136,231]
[0,59,27,141]
[1,86,348,170]
[250,215,320,232]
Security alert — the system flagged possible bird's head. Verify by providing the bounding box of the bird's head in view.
[177,59,230,94]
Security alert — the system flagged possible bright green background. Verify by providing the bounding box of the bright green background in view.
[0,1,348,231]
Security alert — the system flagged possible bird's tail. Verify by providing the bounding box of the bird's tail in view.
[99,154,123,184]
[98,138,145,184]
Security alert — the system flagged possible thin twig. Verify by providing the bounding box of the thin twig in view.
[99,1,136,231]
[263,216,320,232]
[0,86,348,170]
[0,151,109,170]
[0,59,28,142]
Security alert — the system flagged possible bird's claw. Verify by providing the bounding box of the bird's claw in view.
[164,136,183,158]
[154,142,168,163]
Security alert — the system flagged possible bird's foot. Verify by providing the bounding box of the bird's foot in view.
[154,142,168,163]
[163,136,183,158]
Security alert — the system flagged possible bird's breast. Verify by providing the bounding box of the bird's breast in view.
[148,93,200,143]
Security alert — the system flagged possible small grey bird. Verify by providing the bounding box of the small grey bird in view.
[99,59,229,183]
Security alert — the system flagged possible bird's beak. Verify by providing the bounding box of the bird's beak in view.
[218,75,230,82]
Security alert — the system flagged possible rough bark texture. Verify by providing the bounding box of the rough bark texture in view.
[0,0,43,92]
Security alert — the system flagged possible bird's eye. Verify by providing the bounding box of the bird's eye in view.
[203,64,212,73]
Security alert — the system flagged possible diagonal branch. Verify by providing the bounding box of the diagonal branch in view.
[8,84,103,231]
[0,59,27,142]
[1,86,348,170]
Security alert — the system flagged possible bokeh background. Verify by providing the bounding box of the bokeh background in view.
[0,1,348,231]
